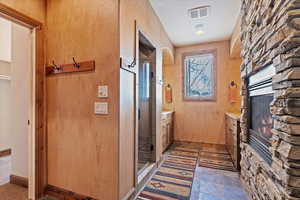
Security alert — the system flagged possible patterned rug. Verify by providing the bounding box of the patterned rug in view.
[171,146,200,154]
[198,150,237,172]
[137,149,198,200]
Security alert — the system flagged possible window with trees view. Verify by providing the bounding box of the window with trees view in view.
[183,50,216,101]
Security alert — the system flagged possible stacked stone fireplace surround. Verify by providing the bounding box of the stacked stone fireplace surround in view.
[240,0,300,199]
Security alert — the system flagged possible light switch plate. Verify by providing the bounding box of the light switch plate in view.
[94,102,108,115]
[98,85,108,98]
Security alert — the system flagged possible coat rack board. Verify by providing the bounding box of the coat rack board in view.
[46,59,95,76]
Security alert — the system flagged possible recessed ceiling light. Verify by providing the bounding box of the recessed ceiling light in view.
[195,24,205,36]
[196,30,205,36]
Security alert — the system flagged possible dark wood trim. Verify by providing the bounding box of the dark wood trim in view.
[46,60,95,76]
[10,175,28,188]
[182,49,218,102]
[45,185,95,200]
[0,3,42,29]
[35,26,47,199]
[0,149,11,157]
[0,3,46,199]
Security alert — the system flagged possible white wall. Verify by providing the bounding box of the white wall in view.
[0,18,11,152]
[0,79,11,151]
[0,19,31,179]
[0,18,12,62]
[10,23,31,178]
[0,156,12,185]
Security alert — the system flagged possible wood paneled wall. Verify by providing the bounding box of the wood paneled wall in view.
[119,69,135,199]
[0,0,45,22]
[46,0,120,199]
[120,0,174,161]
[163,41,241,144]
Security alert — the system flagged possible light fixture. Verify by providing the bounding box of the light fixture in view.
[196,30,205,36]
[195,23,205,36]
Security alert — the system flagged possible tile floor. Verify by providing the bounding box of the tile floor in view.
[191,166,248,200]
[136,142,249,200]
[177,142,249,200]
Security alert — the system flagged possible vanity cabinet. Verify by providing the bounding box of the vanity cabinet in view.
[161,111,174,152]
[225,113,241,170]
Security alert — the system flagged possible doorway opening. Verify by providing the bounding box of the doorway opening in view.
[137,32,156,179]
[0,4,45,199]
[0,15,34,200]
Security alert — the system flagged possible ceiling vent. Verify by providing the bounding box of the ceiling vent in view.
[188,6,210,20]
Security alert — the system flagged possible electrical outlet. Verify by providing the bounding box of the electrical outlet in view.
[94,102,108,115]
[98,85,108,98]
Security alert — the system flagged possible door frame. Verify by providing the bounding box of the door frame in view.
[119,66,137,200]
[0,3,46,199]
[135,22,158,185]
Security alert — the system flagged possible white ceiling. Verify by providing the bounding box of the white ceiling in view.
[149,0,241,47]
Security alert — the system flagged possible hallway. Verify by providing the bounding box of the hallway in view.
[1,0,299,199]
[137,143,248,200]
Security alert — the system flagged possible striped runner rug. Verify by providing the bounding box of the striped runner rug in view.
[137,149,198,200]
[198,150,237,172]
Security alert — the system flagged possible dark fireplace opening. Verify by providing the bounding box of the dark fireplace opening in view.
[250,95,273,145]
[249,94,273,164]
[248,65,275,165]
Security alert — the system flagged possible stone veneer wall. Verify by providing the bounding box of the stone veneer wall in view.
[240,0,300,199]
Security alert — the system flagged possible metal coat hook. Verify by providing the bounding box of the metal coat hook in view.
[73,57,80,68]
[52,60,61,71]
[128,57,136,68]
[229,80,237,88]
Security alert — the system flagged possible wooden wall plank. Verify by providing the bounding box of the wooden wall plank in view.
[0,149,11,157]
[46,0,120,199]
[0,0,45,23]
[10,175,29,188]
[119,69,135,199]
[120,0,174,166]
[45,185,94,200]
[35,26,46,199]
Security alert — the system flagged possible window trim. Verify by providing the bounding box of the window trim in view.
[182,49,217,101]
